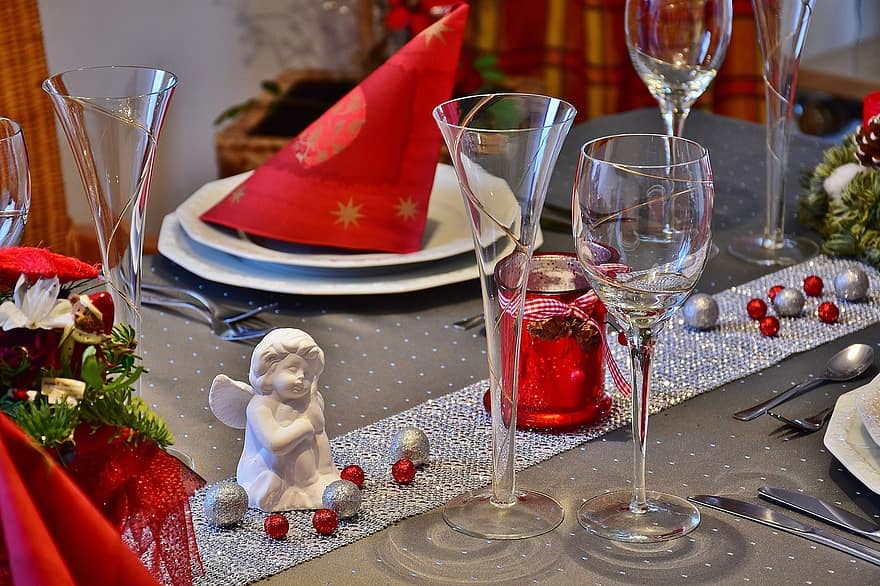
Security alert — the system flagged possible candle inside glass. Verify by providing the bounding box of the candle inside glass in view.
[491,253,612,430]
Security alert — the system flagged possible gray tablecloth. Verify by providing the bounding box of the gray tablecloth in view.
[143,109,879,585]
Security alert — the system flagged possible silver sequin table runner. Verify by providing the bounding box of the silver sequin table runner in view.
[191,255,880,585]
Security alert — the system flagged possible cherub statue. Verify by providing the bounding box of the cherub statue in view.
[209,328,339,511]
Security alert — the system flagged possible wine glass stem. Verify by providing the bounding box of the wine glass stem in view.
[660,101,690,138]
[628,328,656,513]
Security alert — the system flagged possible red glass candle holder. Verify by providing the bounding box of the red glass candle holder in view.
[490,252,612,430]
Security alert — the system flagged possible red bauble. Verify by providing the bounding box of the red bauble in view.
[617,331,627,346]
[340,464,365,489]
[392,458,416,484]
[759,316,780,337]
[768,285,785,302]
[746,298,768,320]
[817,301,839,323]
[803,275,824,297]
[264,513,289,539]
[312,508,338,536]
[11,389,29,401]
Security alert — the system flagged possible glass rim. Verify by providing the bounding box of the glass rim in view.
[433,92,577,132]
[42,65,179,100]
[0,117,23,142]
[579,133,709,169]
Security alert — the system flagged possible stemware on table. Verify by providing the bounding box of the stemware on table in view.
[0,117,30,247]
[434,93,576,540]
[728,0,817,266]
[572,133,714,542]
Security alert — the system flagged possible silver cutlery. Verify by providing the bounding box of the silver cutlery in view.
[733,343,874,421]
[142,282,278,324]
[142,294,273,342]
[758,486,880,544]
[766,406,835,433]
[689,494,880,566]
[451,313,484,330]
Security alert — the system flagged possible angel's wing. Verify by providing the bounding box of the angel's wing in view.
[208,374,254,429]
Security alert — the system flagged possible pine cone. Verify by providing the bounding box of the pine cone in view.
[854,115,880,168]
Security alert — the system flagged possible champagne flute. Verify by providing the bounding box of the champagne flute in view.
[572,134,713,542]
[0,117,30,247]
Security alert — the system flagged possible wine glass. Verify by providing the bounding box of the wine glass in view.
[572,134,713,542]
[0,117,30,247]
[625,0,732,138]
[434,93,576,539]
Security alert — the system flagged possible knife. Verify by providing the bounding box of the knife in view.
[688,495,880,567]
[758,486,880,544]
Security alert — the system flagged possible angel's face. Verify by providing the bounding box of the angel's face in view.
[266,353,316,400]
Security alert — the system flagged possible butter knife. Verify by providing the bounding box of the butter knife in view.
[758,486,880,543]
[688,495,880,567]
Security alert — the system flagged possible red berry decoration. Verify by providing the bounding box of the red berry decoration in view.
[263,513,289,539]
[768,285,785,302]
[312,508,338,536]
[746,298,768,320]
[759,315,780,337]
[340,464,365,489]
[392,458,416,484]
[803,275,824,297]
[11,389,29,401]
[817,301,839,324]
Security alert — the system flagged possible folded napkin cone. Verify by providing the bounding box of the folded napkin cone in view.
[201,4,469,254]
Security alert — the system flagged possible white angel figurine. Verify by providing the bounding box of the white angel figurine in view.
[209,328,339,511]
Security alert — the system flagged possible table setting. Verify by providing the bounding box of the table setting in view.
[4,0,880,584]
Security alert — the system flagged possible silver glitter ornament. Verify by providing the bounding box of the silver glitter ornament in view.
[322,479,362,519]
[390,426,430,466]
[682,293,718,330]
[834,268,869,301]
[204,482,249,528]
[773,287,805,317]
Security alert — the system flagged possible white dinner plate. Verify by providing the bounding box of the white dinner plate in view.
[158,212,480,295]
[824,380,880,495]
[176,164,474,269]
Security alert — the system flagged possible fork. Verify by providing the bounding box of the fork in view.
[766,406,835,433]
[451,313,484,330]
[142,294,273,341]
[142,283,278,323]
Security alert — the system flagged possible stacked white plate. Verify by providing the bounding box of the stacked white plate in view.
[157,164,481,295]
[824,372,880,494]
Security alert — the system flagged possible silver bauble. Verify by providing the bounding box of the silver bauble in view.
[834,268,869,301]
[322,479,362,519]
[682,293,719,330]
[204,482,249,528]
[390,426,430,466]
[773,287,805,317]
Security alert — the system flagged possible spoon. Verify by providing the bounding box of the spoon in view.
[733,343,875,421]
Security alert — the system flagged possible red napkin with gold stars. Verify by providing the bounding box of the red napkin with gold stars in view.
[200,4,469,254]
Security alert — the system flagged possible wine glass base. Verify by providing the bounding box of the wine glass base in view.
[728,234,819,266]
[443,488,564,540]
[577,489,700,543]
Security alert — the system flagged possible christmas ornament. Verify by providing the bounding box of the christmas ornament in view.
[818,301,839,323]
[834,268,869,301]
[203,482,249,528]
[390,426,430,467]
[759,316,780,337]
[391,458,416,484]
[803,275,824,297]
[617,331,627,346]
[772,287,805,317]
[340,464,365,489]
[768,285,785,302]
[322,480,362,519]
[747,298,768,320]
[263,513,289,539]
[854,114,880,168]
[682,293,718,330]
[312,508,338,536]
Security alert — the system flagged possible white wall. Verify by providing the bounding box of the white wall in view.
[37,0,879,238]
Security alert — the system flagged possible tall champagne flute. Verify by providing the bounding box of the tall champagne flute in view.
[0,117,30,247]
[434,93,575,539]
[573,134,713,542]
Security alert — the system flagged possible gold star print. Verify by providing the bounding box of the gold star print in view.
[230,186,246,203]
[395,197,418,221]
[422,21,452,47]
[332,197,364,229]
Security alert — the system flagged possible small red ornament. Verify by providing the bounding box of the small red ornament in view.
[746,298,768,320]
[759,315,780,337]
[570,369,586,384]
[817,301,839,324]
[617,331,627,346]
[340,464,365,489]
[392,458,416,484]
[803,275,824,297]
[11,389,29,401]
[264,513,289,539]
[768,285,785,302]
[312,508,338,536]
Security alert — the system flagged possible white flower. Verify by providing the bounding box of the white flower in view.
[0,275,73,331]
[823,162,862,202]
